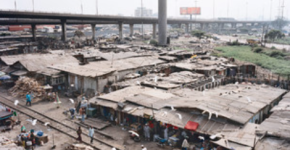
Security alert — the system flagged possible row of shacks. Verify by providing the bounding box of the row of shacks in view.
[0,46,285,149]
[0,47,256,93]
[90,83,286,150]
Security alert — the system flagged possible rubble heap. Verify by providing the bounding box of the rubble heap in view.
[0,136,22,150]
[9,77,45,103]
[65,144,93,150]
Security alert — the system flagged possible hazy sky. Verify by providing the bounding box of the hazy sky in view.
[0,0,289,20]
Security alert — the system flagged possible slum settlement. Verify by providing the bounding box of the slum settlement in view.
[0,42,289,150]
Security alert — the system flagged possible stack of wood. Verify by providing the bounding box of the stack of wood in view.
[65,144,93,150]
[9,77,45,103]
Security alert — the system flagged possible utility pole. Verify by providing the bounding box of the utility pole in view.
[270,0,272,20]
[141,0,144,39]
[280,0,285,31]
[195,0,198,29]
[213,0,215,19]
[246,1,248,20]
[14,0,17,11]
[32,0,34,12]
[96,0,98,15]
[227,0,229,18]
[80,0,83,14]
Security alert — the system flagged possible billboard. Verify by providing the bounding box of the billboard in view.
[180,7,201,15]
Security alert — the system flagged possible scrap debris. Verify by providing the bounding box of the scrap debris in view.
[9,77,47,103]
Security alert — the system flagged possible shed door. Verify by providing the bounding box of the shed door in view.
[84,77,97,92]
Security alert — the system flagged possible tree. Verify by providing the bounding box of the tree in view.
[74,30,85,38]
[191,30,205,39]
[265,30,285,42]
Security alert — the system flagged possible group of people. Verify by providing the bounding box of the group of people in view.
[76,126,94,144]
[19,126,36,150]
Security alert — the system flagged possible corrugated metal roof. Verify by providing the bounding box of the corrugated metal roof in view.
[50,56,165,77]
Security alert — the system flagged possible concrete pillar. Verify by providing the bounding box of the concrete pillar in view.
[231,23,237,28]
[221,23,225,29]
[178,24,182,29]
[200,23,204,30]
[152,23,157,39]
[185,24,189,33]
[129,24,134,37]
[158,0,167,46]
[251,23,255,26]
[118,22,123,39]
[91,24,96,40]
[61,20,67,42]
[31,24,36,41]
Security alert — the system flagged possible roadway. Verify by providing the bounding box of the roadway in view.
[0,10,271,25]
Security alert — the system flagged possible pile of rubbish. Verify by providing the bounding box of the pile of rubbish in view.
[65,144,93,150]
[9,77,47,103]
[0,136,22,150]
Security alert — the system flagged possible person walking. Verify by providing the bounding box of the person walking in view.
[88,126,94,144]
[26,92,32,106]
[76,126,82,143]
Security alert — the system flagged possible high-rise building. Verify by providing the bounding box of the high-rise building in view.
[135,7,153,17]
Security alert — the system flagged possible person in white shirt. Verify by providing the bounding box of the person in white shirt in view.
[88,126,94,144]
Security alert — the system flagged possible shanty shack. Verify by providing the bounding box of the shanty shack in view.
[50,56,165,94]
[89,83,285,150]
[255,92,290,150]
[0,54,79,88]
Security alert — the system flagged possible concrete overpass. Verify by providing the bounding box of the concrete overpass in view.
[0,10,271,42]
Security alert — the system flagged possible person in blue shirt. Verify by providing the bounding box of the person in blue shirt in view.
[26,92,32,106]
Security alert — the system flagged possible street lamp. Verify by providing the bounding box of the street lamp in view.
[80,0,83,14]
[96,0,98,15]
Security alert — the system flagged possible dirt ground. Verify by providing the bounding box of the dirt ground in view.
[0,87,174,150]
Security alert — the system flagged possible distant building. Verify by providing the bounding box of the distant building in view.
[135,7,153,17]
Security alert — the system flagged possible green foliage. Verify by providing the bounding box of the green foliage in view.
[271,46,276,49]
[253,47,263,53]
[214,46,290,75]
[191,30,205,39]
[149,39,158,45]
[74,30,85,38]
[227,40,241,46]
[269,51,285,58]
[265,30,285,42]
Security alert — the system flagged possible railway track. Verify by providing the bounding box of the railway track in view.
[0,94,124,150]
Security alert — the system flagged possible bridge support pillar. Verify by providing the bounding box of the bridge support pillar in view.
[118,22,123,39]
[91,24,96,41]
[200,23,204,30]
[129,24,134,37]
[158,0,167,46]
[231,23,237,29]
[61,20,67,42]
[178,24,182,29]
[185,24,189,33]
[153,23,157,39]
[31,24,36,41]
